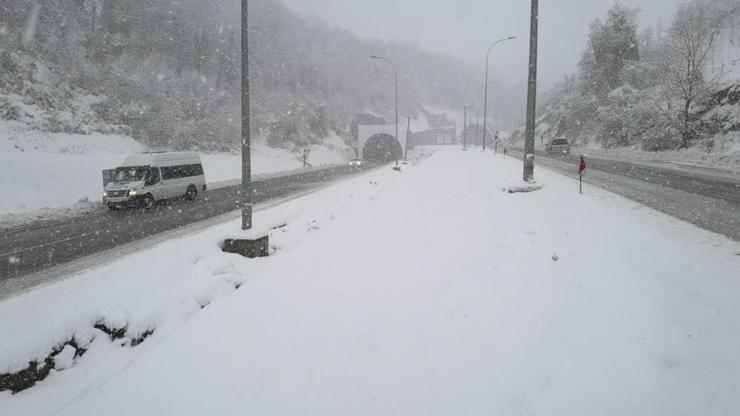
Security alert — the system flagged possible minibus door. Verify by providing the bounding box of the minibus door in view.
[145,167,163,198]
[102,169,116,187]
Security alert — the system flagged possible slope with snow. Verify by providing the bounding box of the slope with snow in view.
[0,126,351,217]
[1,148,738,415]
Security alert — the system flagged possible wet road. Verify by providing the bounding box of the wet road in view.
[512,148,740,240]
[550,151,740,204]
[0,164,378,283]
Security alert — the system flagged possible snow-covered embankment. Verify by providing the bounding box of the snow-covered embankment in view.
[1,148,739,415]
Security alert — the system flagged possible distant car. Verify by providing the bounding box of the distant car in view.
[545,139,571,155]
[349,159,364,168]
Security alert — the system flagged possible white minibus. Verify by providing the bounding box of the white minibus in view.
[103,152,206,210]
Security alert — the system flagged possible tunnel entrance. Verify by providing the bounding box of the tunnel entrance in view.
[362,133,402,162]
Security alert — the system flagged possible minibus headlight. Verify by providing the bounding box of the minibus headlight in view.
[127,190,138,197]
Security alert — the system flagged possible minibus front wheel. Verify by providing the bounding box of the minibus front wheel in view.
[141,194,155,210]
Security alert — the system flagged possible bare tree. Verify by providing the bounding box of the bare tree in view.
[658,1,727,148]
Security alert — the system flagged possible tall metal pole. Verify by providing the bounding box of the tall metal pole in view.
[241,0,252,230]
[477,81,494,148]
[395,69,399,164]
[482,36,515,151]
[482,70,490,151]
[463,105,467,149]
[475,107,480,145]
[370,55,399,166]
[523,0,539,181]
[405,115,411,161]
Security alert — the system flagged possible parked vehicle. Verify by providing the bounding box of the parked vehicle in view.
[545,138,571,155]
[349,159,364,168]
[103,152,206,210]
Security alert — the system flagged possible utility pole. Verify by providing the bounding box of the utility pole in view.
[523,0,539,181]
[240,0,252,230]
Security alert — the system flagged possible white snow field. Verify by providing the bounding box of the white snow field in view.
[1,148,739,416]
[0,126,350,216]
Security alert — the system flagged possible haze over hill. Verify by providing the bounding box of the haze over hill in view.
[282,0,688,88]
[0,0,494,152]
[1,0,738,157]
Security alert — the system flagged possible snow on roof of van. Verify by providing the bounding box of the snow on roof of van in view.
[120,152,201,167]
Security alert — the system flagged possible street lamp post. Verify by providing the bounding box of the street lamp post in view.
[370,55,399,166]
[222,0,269,258]
[482,36,515,151]
[476,81,494,147]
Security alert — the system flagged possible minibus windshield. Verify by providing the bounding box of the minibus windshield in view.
[112,166,148,182]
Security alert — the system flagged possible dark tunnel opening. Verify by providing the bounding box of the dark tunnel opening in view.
[362,133,402,162]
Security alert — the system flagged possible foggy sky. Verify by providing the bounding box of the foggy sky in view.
[281,0,686,88]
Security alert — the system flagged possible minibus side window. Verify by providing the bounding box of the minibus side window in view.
[145,167,161,186]
[160,164,202,180]
[161,166,174,180]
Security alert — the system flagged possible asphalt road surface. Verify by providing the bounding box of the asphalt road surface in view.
[511,148,740,240]
[0,164,378,285]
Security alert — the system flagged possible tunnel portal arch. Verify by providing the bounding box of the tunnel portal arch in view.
[362,133,402,162]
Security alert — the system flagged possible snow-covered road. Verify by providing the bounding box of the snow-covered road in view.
[2,147,739,415]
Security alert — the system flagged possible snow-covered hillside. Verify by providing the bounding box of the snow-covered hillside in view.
[512,2,740,169]
[0,49,354,218]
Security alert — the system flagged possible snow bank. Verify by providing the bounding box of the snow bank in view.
[0,123,145,215]
[200,144,312,185]
[0,152,124,215]
[1,148,739,415]
[0,127,350,216]
[507,181,544,193]
[570,142,740,173]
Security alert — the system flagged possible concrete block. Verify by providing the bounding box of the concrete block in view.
[223,236,269,258]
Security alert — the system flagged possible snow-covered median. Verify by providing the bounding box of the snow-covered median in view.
[1,148,739,415]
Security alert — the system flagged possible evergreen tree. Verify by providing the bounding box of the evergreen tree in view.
[579,3,640,96]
